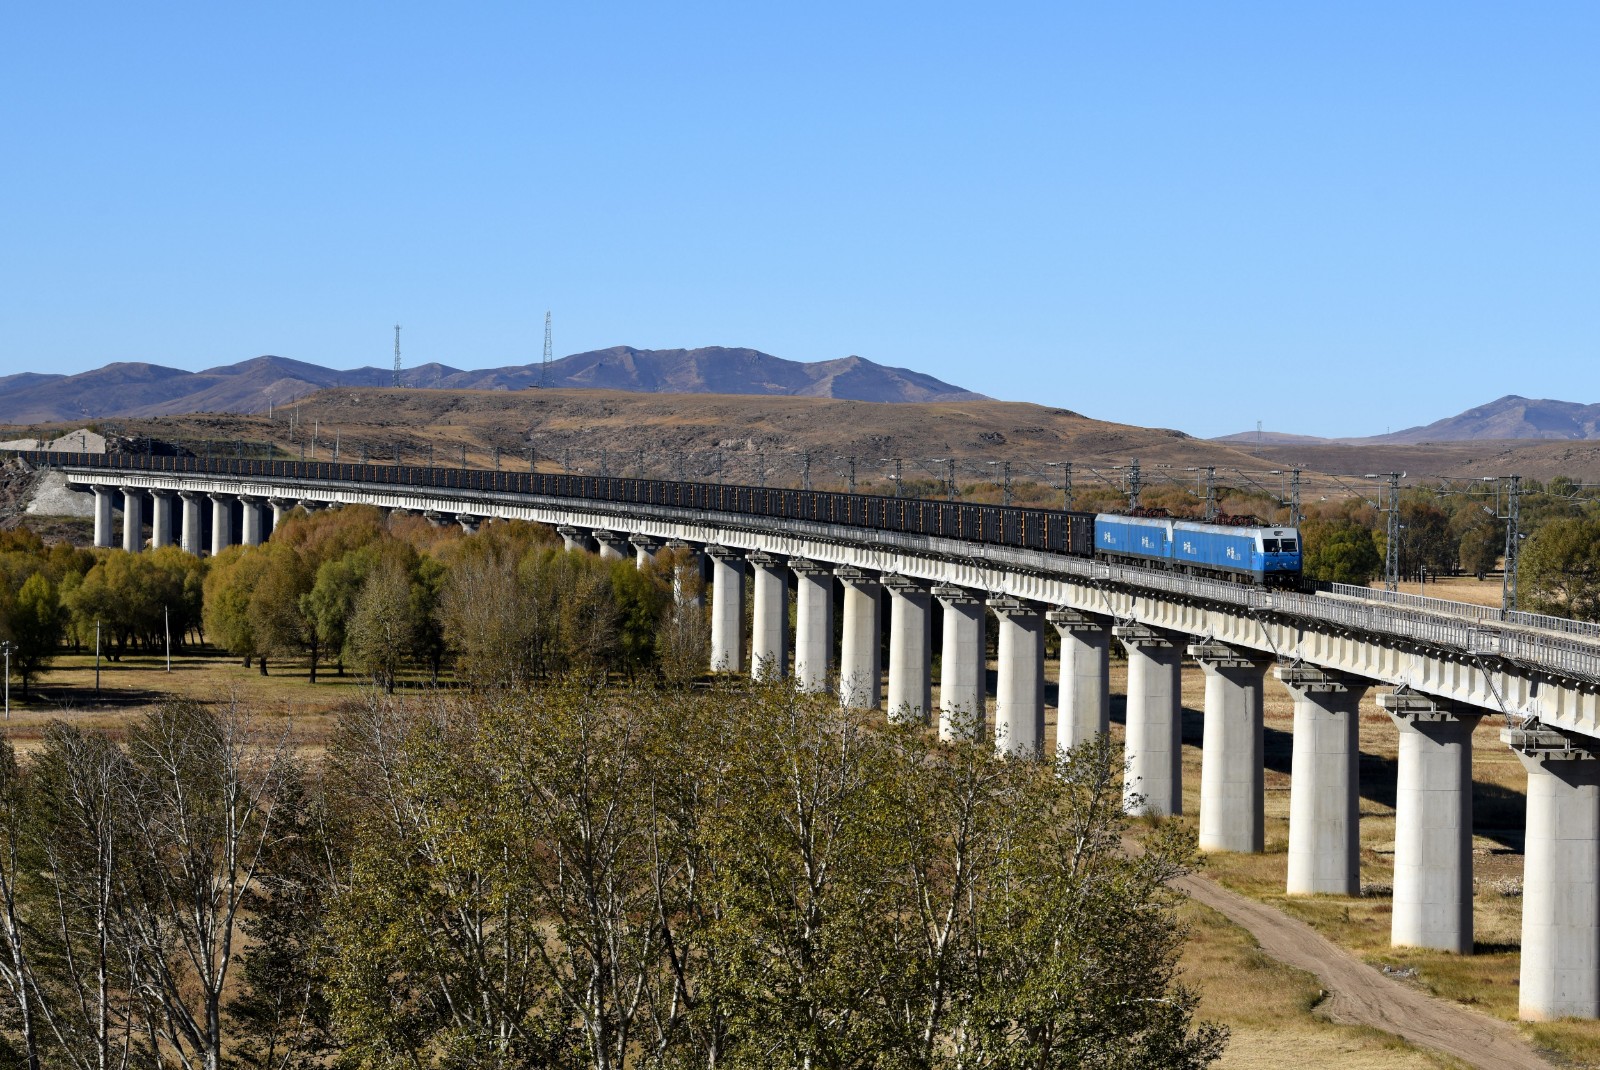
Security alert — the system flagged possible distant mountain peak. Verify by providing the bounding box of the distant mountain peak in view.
[0,347,985,424]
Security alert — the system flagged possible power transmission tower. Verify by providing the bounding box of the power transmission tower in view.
[1203,466,1217,521]
[541,310,553,388]
[1289,468,1303,527]
[1501,474,1522,618]
[393,325,403,388]
[1126,459,1142,511]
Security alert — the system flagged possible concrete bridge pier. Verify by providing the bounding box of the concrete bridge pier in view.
[836,567,881,709]
[210,494,235,556]
[934,585,986,740]
[93,487,117,548]
[594,530,627,562]
[631,534,661,569]
[992,597,1044,757]
[180,493,203,556]
[1380,688,1482,954]
[706,545,744,672]
[1191,642,1271,854]
[1115,625,1185,816]
[1277,664,1367,897]
[792,559,834,693]
[120,487,144,552]
[883,574,931,724]
[270,498,293,528]
[1048,609,1111,754]
[240,497,265,546]
[665,541,705,607]
[150,491,174,550]
[748,551,788,680]
[557,524,595,554]
[1505,726,1600,1020]
[457,515,481,534]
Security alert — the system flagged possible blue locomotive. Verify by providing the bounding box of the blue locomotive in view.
[1094,513,1302,587]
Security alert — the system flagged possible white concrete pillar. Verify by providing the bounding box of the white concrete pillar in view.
[883,574,931,724]
[1380,688,1482,954]
[595,530,627,562]
[1277,664,1368,897]
[991,597,1044,757]
[748,551,788,680]
[210,494,235,556]
[240,497,264,546]
[836,567,881,709]
[1506,725,1600,1020]
[1048,609,1111,753]
[792,559,834,693]
[150,491,174,550]
[458,514,481,534]
[557,524,594,553]
[1116,625,1185,816]
[934,585,986,740]
[706,546,745,672]
[269,498,292,528]
[93,487,116,548]
[631,534,661,569]
[180,492,204,556]
[666,541,705,607]
[120,487,143,552]
[1191,641,1271,854]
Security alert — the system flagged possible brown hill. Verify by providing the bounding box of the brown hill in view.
[0,349,982,422]
[1364,395,1600,443]
[9,387,1276,498]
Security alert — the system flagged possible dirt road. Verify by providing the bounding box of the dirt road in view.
[1179,872,1554,1070]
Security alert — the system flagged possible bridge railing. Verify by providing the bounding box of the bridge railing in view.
[1327,582,1600,641]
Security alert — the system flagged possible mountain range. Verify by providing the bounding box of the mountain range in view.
[1215,395,1600,445]
[0,348,985,424]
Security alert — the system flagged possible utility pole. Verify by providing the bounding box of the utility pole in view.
[1203,466,1217,521]
[847,456,857,495]
[801,452,812,492]
[945,458,957,501]
[393,325,403,388]
[1127,459,1142,511]
[165,604,171,673]
[988,461,1012,506]
[1501,474,1522,618]
[1384,472,1401,593]
[95,620,102,698]
[1047,461,1074,510]
[1290,467,1303,527]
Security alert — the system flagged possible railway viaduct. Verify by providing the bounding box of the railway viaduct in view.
[22,450,1600,1022]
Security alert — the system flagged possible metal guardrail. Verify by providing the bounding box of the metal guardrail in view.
[1327,583,1600,641]
[17,449,1600,687]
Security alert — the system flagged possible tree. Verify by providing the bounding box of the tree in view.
[1519,516,1600,621]
[345,556,420,693]
[117,701,297,1070]
[249,543,317,679]
[1300,519,1382,585]
[7,573,61,696]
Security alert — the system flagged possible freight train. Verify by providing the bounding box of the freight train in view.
[10,451,1304,588]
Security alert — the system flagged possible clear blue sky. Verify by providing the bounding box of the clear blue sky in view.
[2,3,1596,438]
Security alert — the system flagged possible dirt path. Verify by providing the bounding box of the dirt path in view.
[1178,872,1554,1070]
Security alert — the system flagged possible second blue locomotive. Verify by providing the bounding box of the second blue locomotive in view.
[1093,513,1302,587]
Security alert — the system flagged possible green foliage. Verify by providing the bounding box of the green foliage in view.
[1300,519,1382,585]
[7,573,61,695]
[1519,516,1600,621]
[324,682,1227,1069]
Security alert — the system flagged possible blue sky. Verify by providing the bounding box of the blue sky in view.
[2,3,1595,438]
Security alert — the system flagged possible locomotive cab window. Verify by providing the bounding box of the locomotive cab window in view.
[1262,539,1281,553]
[1280,539,1298,552]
